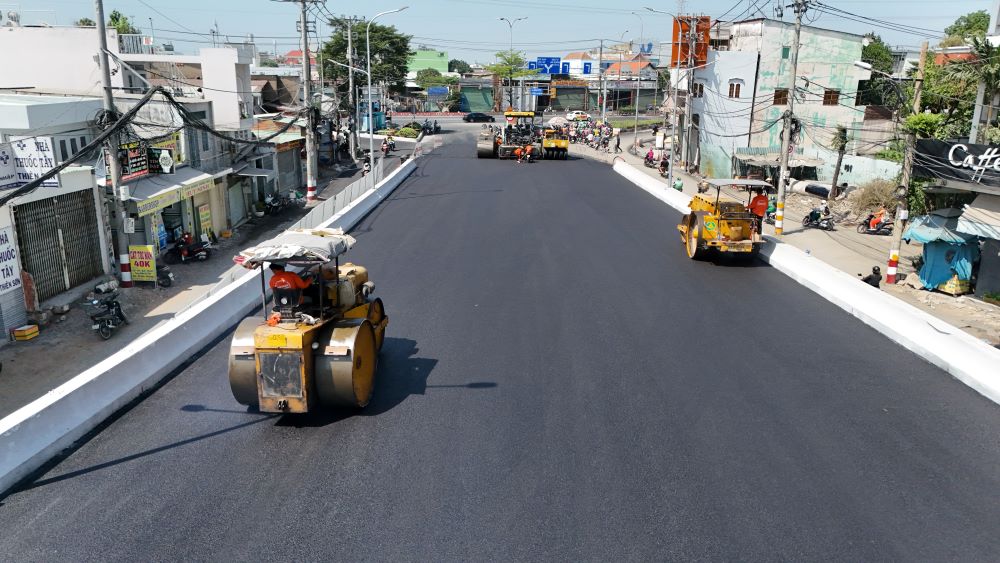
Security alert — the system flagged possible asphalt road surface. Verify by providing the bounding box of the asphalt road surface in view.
[2,125,999,561]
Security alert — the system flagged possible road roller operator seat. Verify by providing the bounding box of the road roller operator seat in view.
[272,287,303,320]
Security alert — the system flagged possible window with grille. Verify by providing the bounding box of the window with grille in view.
[773,88,789,105]
[823,89,840,106]
[728,81,742,98]
[693,83,704,98]
[782,46,790,59]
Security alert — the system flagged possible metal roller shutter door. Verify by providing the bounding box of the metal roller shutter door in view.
[13,190,103,302]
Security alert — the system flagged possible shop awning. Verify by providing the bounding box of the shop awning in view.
[234,164,277,182]
[957,194,1000,240]
[734,153,823,168]
[126,166,218,217]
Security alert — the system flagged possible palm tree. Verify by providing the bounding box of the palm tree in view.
[946,35,1000,142]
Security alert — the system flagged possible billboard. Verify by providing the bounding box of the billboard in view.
[671,16,711,67]
[531,57,562,74]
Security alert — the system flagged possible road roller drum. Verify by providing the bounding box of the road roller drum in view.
[314,319,377,408]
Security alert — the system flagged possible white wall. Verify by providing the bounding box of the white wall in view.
[201,49,253,131]
[0,27,122,94]
[691,50,759,178]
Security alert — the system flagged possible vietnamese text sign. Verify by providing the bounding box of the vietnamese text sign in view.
[198,204,212,235]
[2,138,59,190]
[137,188,181,217]
[148,147,175,174]
[181,178,213,198]
[128,245,157,282]
[111,141,149,183]
[0,227,21,295]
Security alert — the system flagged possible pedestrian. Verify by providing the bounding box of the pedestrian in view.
[614,134,622,153]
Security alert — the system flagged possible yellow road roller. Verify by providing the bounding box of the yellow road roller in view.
[677,178,774,260]
[542,128,569,160]
[228,228,388,413]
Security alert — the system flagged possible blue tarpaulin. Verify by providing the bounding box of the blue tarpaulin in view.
[903,209,980,289]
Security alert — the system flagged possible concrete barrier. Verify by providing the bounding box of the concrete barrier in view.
[612,160,1000,405]
[0,157,417,496]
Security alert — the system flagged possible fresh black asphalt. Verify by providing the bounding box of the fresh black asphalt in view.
[1,127,999,561]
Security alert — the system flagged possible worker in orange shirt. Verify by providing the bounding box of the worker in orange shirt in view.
[269,264,310,290]
[748,189,769,233]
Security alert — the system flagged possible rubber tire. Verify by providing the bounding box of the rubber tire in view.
[857,223,867,234]
[98,320,113,340]
[158,276,172,288]
[118,309,129,325]
[824,221,835,231]
[802,215,811,227]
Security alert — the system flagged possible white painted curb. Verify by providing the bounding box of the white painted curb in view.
[611,160,1000,405]
[0,158,417,496]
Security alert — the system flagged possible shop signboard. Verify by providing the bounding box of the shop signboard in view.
[0,227,22,295]
[150,212,168,251]
[109,140,150,183]
[136,188,181,217]
[0,138,59,189]
[148,147,175,174]
[914,139,1000,187]
[198,204,212,235]
[152,133,184,164]
[128,245,157,283]
[181,178,214,198]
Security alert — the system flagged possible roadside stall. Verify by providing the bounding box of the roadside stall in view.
[903,208,980,295]
[956,194,1000,299]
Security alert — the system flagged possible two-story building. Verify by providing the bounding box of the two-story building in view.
[0,93,112,334]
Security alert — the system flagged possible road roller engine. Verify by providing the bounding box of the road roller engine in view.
[228,228,388,413]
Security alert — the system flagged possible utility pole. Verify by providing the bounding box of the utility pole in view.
[886,40,928,284]
[828,125,848,199]
[682,18,696,171]
[775,0,806,235]
[298,0,318,203]
[667,15,685,194]
[599,39,607,121]
[94,0,132,288]
[341,16,359,162]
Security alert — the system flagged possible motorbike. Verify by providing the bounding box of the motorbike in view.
[87,289,128,340]
[857,214,894,235]
[164,232,211,264]
[157,263,175,288]
[802,209,836,231]
[433,120,441,134]
[264,192,286,215]
[764,210,776,225]
[643,154,656,168]
[387,138,396,151]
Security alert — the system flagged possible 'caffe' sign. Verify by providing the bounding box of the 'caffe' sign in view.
[915,139,1000,187]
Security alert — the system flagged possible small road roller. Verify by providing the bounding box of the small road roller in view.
[677,178,774,260]
[541,128,569,160]
[228,228,388,413]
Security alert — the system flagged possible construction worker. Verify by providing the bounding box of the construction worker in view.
[870,205,887,230]
[749,189,769,233]
[513,146,524,163]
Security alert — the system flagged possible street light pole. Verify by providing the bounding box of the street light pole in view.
[367,7,408,174]
[631,11,645,145]
[646,7,679,190]
[499,17,526,110]
[775,0,806,235]
[616,30,628,114]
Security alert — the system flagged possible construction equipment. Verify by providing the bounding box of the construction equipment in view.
[541,128,569,160]
[476,110,542,159]
[228,228,388,413]
[677,179,774,260]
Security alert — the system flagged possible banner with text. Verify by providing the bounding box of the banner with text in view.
[0,227,22,295]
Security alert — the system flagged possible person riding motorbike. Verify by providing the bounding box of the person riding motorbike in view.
[644,148,655,166]
[860,266,882,288]
[386,134,396,151]
[381,140,389,156]
[657,153,669,174]
[362,161,371,176]
[870,206,886,230]
[672,177,684,191]
[809,201,831,223]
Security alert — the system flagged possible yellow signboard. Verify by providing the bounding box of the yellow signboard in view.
[128,245,157,282]
[182,178,213,198]
[198,204,212,235]
[136,189,181,217]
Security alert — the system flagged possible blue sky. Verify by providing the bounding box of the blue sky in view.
[25,0,990,62]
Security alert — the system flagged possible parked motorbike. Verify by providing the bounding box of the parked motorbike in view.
[857,214,894,235]
[802,209,836,231]
[164,232,211,264]
[264,192,287,215]
[157,263,175,288]
[87,289,128,340]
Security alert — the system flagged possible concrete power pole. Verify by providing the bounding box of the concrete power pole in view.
[344,16,358,162]
[599,40,607,121]
[683,18,696,171]
[94,0,132,287]
[886,40,928,284]
[298,0,319,203]
[775,0,806,235]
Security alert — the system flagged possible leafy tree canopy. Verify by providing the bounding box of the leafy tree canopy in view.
[107,10,138,35]
[320,21,412,93]
[75,17,95,27]
[449,59,472,74]
[943,10,990,42]
[415,68,457,89]
[857,33,896,106]
[484,50,538,80]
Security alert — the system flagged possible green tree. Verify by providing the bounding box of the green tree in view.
[904,113,945,138]
[944,10,990,42]
[945,35,1000,141]
[259,59,279,68]
[449,59,472,74]
[415,68,457,88]
[75,17,95,27]
[485,50,538,109]
[320,21,412,94]
[858,33,896,106]
[107,10,138,35]
[914,52,975,138]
